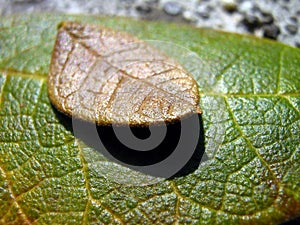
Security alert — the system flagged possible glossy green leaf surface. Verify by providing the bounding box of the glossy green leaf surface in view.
[0,14,299,225]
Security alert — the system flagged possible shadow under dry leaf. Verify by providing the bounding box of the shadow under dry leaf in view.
[54,105,205,178]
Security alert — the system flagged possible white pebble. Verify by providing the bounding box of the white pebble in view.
[183,10,198,22]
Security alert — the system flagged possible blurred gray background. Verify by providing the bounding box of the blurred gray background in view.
[0,0,299,47]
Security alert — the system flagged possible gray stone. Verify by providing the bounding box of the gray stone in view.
[221,0,237,12]
[285,24,298,35]
[163,1,182,16]
[263,24,281,40]
[135,3,152,13]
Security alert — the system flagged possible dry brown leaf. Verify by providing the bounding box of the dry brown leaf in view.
[48,22,201,126]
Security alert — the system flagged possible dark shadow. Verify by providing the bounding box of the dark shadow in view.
[54,106,74,133]
[171,116,206,178]
[54,106,205,178]
[96,122,181,166]
[280,216,300,225]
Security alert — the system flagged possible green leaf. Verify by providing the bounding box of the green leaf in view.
[0,14,299,225]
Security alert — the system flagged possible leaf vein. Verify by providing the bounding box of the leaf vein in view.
[224,97,279,184]
[0,165,32,224]
[77,141,125,225]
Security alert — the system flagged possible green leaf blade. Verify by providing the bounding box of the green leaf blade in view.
[0,14,299,225]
